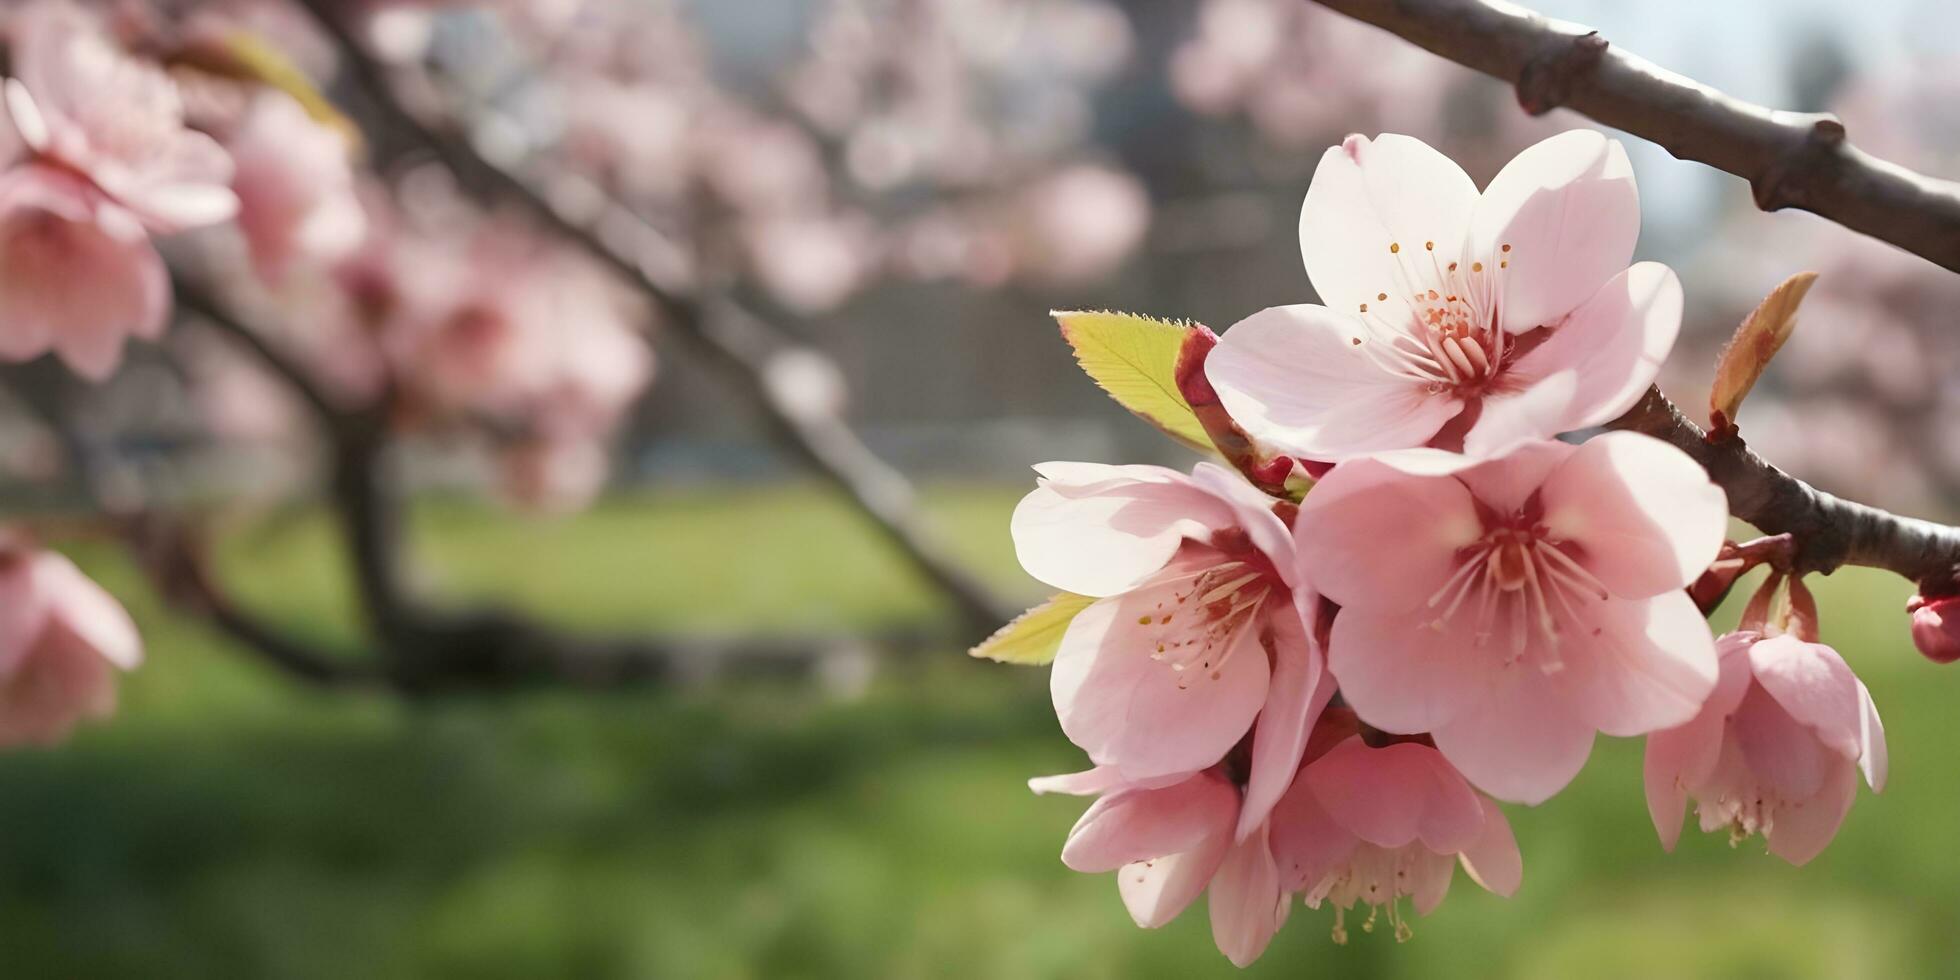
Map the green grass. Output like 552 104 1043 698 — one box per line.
2 486 1956 978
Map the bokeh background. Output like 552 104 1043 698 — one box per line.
7 0 1960 977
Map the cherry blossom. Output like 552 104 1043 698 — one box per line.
1270 732 1521 943
226 91 367 281
4 0 236 232
0 535 143 746
1033 767 1291 967
1645 631 1886 865
0 163 167 379
1013 461 1327 833
1205 130 1677 460
1295 432 1727 803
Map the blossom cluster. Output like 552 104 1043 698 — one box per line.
0 0 653 512
988 131 1890 965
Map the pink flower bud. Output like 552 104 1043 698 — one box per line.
1907 592 1960 664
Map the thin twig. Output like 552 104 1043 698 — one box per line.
1304 0 1960 274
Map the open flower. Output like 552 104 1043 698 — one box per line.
4 0 237 231
1013 461 1326 835
0 163 168 379
0 535 143 746
1034 767 1291 967
1295 432 1727 804
1205 130 1677 459
1645 631 1886 865
1270 733 1521 943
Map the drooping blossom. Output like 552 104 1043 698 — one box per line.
1907 592 1960 664
0 535 143 746
1013 461 1327 835
0 163 167 379
1270 729 1521 943
1205 130 1677 460
4 0 237 231
1295 432 1728 804
1031 767 1291 967
1645 631 1886 865
226 91 367 281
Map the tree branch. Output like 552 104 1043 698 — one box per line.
1304 0 1960 274
1607 387 1960 586
285 0 1012 636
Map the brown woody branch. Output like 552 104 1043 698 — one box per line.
1607 387 1960 587
286 0 1010 636
1304 0 1960 274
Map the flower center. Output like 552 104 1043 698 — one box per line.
1347 240 1516 396
1424 517 1608 672
1139 530 1283 685
1308 843 1424 944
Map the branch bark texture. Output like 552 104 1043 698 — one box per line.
1305 0 1960 274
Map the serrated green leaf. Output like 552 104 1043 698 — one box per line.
969 592 1096 665
1054 310 1212 453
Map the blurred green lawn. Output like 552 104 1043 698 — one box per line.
4 485 1956 979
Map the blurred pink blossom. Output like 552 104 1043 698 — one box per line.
0 163 167 379
0 534 143 747
1008 163 1150 287
4 0 236 231
226 91 367 281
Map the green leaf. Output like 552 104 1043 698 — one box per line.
173 31 363 153
969 592 1096 665
1054 310 1212 453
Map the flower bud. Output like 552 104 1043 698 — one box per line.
1907 593 1960 664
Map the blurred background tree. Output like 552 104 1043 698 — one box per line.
2 0 1960 977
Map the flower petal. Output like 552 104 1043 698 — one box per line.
1187 461 1297 588
1051 586 1271 780
1206 303 1461 460
1467 130 1639 333
1208 825 1288 968
1550 590 1718 737
1269 771 1360 895
1235 608 1331 840
1119 835 1232 929
1304 738 1485 853
33 552 141 670
1764 755 1858 867
1326 608 1501 735
1462 263 1683 456
1431 671 1596 805
1061 771 1239 872
1295 455 1481 614
1539 431 1728 599
1300 133 1478 315
1012 462 1234 597
1457 795 1523 897
1748 635 1886 790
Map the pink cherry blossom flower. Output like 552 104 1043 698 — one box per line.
1013 461 1327 836
227 91 368 281
1270 734 1521 943
1295 432 1728 804
1205 130 1678 459
4 0 237 232
1906 592 1960 664
1645 631 1886 865
0 535 143 746
1033 767 1291 967
0 163 167 379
